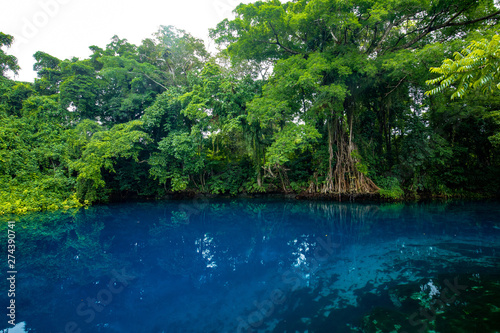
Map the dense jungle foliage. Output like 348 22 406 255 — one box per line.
1 0 500 214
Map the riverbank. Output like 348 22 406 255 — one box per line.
1 188 497 216
135 189 496 204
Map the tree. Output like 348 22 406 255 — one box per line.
97 53 160 124
90 30 209 125
0 82 34 116
141 87 189 142
69 120 151 203
4 19 500 214
0 94 81 214
149 131 206 192
176 59 266 191
33 51 62 95
59 59 103 120
211 0 500 193
426 34 500 99
152 25 209 86
0 32 19 77
264 122 321 191
425 33 500 153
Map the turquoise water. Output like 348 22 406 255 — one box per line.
1 199 500 332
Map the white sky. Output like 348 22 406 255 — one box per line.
1 0 252 82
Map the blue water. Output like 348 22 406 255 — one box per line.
1 199 500 333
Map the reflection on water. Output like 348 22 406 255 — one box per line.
1 199 500 332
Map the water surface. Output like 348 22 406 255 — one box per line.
1 199 500 332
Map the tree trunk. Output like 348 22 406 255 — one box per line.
384 103 393 167
257 168 262 187
323 110 379 194
323 117 335 193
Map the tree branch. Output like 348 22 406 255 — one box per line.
385 75 407 97
447 9 500 27
370 21 396 54
395 8 500 51
130 71 168 90
328 26 340 44
267 22 300 55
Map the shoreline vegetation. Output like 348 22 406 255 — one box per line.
2 188 497 216
1 1 500 216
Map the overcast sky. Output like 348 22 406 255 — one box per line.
1 0 252 82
